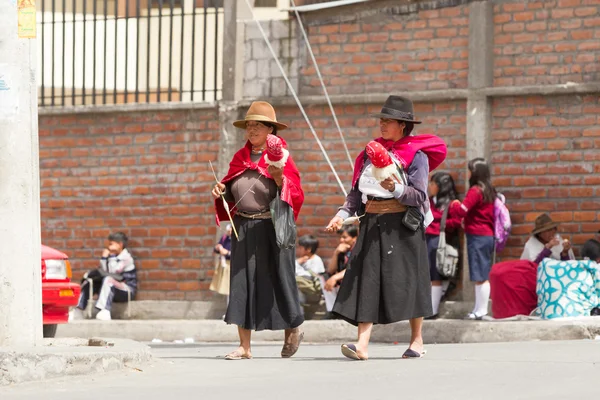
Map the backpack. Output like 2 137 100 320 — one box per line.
493 193 511 253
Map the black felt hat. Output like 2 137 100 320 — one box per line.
371 95 422 124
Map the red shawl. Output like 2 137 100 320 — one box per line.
214 138 304 225
351 135 447 187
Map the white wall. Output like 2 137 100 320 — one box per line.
37 0 225 104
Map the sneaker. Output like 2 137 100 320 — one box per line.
465 313 486 321
96 309 112 321
69 308 85 321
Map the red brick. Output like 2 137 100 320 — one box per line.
340 24 359 33
319 25 339 34
583 17 600 27
571 30 594 40
575 7 598 17
551 8 575 18
350 34 368 43
557 0 581 6
342 44 361 53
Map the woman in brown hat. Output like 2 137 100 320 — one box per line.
325 95 447 360
520 213 574 263
211 101 305 360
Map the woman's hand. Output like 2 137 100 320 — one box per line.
325 216 344 233
211 182 226 199
219 247 230 256
380 178 395 192
102 248 110 258
545 237 561 250
561 238 572 255
267 165 284 187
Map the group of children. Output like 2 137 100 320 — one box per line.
294 226 358 319
426 158 499 320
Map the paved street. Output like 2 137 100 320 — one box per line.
2 340 599 399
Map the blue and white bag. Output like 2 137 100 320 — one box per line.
536 259 600 319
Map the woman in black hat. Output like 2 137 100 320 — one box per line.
325 95 447 360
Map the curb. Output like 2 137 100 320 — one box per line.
0 338 152 386
57 319 600 344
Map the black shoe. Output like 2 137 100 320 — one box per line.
424 314 439 320
324 312 338 320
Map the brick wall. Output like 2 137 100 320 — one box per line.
494 0 600 86
38 0 600 300
39 108 220 300
491 94 600 257
300 4 470 95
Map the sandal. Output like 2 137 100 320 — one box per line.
281 329 304 358
402 348 427 359
224 349 252 360
341 344 367 361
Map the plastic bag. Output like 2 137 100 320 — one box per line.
269 191 297 249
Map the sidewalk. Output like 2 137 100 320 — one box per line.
56 318 600 344
0 338 151 386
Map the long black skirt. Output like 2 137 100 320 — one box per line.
333 211 433 326
224 215 304 331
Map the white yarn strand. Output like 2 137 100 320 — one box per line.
290 0 354 169
243 0 348 197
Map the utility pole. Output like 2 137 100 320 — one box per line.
0 0 43 346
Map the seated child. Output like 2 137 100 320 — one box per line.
295 235 325 308
70 232 137 321
323 225 359 317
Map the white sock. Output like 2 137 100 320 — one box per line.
441 280 450 296
475 282 490 317
472 287 480 315
431 286 443 315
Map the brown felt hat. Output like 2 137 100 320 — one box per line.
233 101 288 130
531 213 560 235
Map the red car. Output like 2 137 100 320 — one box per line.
42 245 80 337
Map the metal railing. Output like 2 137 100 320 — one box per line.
38 0 223 107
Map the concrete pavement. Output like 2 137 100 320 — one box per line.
0 338 151 386
2 341 599 399
56 317 600 344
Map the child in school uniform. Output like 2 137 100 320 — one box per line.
426 172 461 319
450 158 496 319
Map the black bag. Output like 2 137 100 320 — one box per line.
269 190 297 249
402 206 424 231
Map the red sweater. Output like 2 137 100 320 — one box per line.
451 186 495 236
425 198 462 236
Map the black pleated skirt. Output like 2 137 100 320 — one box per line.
333 211 433 326
224 215 304 331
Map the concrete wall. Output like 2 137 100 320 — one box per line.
243 20 299 98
